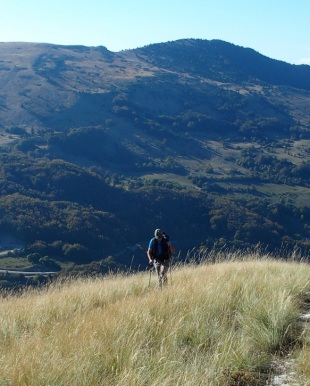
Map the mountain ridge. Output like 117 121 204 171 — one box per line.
0 39 309 136
134 39 310 89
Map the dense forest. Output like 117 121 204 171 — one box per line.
0 130 309 267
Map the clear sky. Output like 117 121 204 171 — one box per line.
0 0 309 65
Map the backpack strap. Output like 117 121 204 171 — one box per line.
152 237 170 261
151 237 158 259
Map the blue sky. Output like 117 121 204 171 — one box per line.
0 0 309 65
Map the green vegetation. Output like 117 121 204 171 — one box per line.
236 146 310 186
0 129 309 283
1 255 310 385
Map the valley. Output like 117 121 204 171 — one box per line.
0 39 309 281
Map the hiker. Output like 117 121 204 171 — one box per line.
147 229 173 287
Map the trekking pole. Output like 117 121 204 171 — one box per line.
148 261 153 287
169 255 173 285
148 268 152 287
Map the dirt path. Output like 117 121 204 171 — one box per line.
268 313 310 385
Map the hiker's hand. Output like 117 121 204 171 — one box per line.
149 260 153 266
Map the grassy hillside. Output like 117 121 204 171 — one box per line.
1 254 310 385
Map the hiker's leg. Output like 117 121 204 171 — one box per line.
161 260 170 286
156 261 166 287
154 260 161 286
158 263 164 287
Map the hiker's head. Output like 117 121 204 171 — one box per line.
154 229 163 239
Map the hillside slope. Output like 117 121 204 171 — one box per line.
0 39 309 270
1 39 309 135
1 259 310 385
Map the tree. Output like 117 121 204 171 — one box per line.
62 243 89 264
27 253 41 265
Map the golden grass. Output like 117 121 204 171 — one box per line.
1 257 310 385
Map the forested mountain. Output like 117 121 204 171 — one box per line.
0 39 309 277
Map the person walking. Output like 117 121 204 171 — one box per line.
147 229 173 287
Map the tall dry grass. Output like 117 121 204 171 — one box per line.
0 255 310 385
